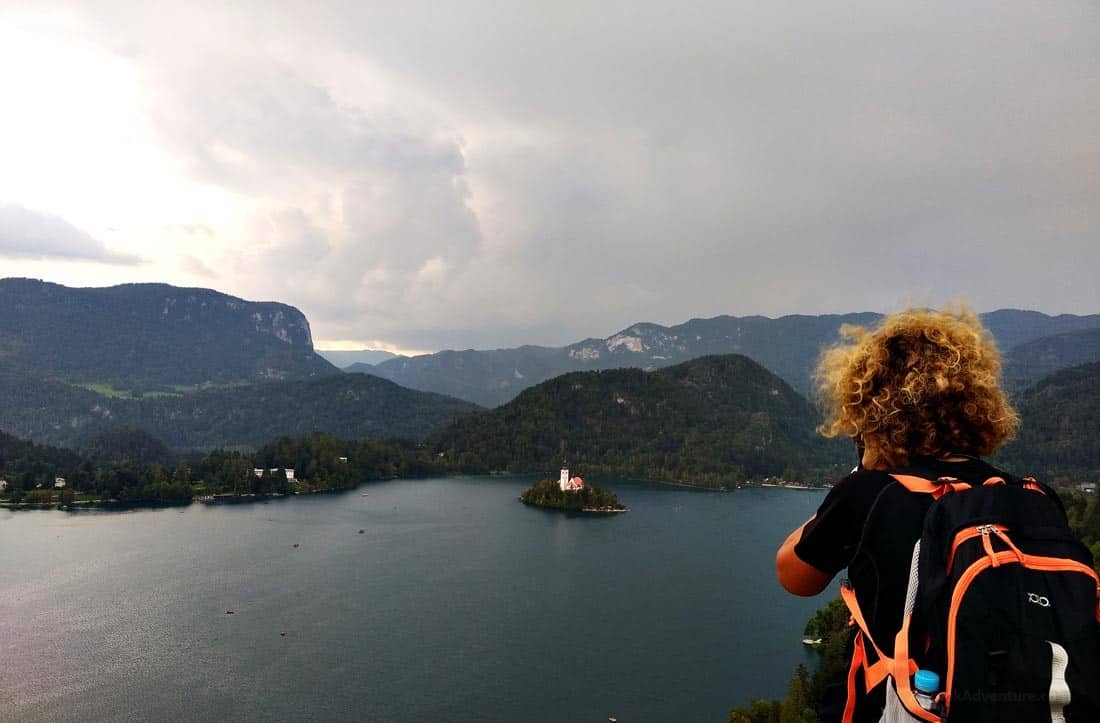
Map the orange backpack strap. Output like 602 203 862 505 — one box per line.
1021 476 1047 494
890 474 972 499
840 584 892 689
842 631 864 723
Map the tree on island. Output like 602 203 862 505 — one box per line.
519 477 625 511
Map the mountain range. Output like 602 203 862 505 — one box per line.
0 279 478 449
364 310 1100 407
1 277 1098 479
315 349 401 368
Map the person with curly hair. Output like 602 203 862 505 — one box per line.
775 306 1038 721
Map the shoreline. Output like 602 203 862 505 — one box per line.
1 474 828 513
757 483 825 491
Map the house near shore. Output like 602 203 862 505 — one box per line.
254 468 295 480
0 479 7 491
558 465 584 492
54 477 66 489
1080 482 1097 495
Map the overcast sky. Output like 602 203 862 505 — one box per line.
1 1 1097 353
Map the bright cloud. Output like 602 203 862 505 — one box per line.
0 1 1096 351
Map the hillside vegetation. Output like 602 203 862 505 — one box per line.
1002 328 1100 391
429 354 849 487
997 361 1100 477
0 369 480 451
0 278 336 392
0 430 451 505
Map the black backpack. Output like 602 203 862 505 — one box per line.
840 470 1100 722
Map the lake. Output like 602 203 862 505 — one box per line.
0 476 837 722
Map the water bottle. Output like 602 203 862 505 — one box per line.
913 669 941 712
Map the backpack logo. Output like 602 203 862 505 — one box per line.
1027 592 1051 608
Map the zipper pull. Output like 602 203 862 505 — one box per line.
978 525 1000 567
990 526 1025 563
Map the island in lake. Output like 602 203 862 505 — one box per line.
520 464 627 513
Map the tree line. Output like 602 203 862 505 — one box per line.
0 429 454 506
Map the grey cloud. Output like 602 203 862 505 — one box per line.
0 205 142 265
126 53 486 342
146 58 466 196
39 1 1100 350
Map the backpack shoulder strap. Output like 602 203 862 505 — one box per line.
890 473 972 499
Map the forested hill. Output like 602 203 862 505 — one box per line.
996 361 1100 477
0 278 337 391
0 430 81 474
428 354 849 487
0 369 480 451
368 310 1100 407
1002 328 1100 391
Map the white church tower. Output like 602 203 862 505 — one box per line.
558 462 584 492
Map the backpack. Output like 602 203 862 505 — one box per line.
839 470 1100 723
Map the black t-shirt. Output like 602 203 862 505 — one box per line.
794 456 1015 576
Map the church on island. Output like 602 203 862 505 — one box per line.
519 460 624 512
559 465 584 492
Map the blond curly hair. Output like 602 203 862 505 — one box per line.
814 306 1019 467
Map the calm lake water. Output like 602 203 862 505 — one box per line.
0 477 836 722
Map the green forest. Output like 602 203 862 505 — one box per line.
0 429 452 506
0 366 479 450
0 278 335 390
429 355 851 488
996 361 1100 479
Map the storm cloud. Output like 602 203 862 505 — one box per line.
1 1 1097 351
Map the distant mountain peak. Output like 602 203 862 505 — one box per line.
371 309 1100 408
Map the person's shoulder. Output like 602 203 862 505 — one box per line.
830 466 895 491
822 467 896 505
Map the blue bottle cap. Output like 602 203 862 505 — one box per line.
914 669 940 693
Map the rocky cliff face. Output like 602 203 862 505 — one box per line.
0 278 337 390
